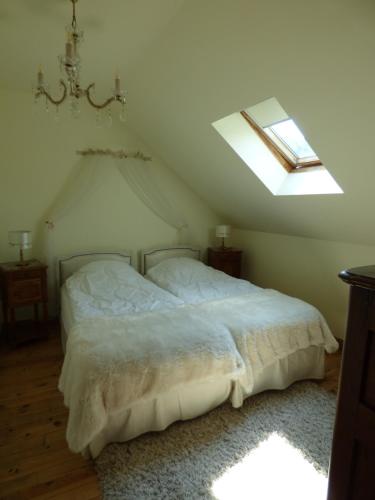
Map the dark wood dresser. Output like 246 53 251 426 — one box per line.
207 247 242 278
327 266 375 500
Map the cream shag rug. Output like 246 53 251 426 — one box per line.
95 382 336 500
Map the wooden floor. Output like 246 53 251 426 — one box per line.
0 324 100 500
0 324 342 500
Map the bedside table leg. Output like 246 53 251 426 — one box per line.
7 307 16 346
34 304 39 322
2 305 9 341
42 302 48 322
10 307 15 325
2 301 7 324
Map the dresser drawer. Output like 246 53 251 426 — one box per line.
10 279 42 304
369 296 375 331
362 330 375 411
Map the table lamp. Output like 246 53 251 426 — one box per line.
215 225 231 249
8 230 32 266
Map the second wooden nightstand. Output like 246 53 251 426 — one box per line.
0 259 48 343
207 247 242 278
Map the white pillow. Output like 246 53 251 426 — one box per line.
65 260 183 319
146 257 260 304
67 260 140 296
146 257 208 285
77 260 134 274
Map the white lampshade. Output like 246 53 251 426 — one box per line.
8 230 32 249
215 225 231 238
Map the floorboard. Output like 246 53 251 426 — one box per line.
0 322 342 499
0 323 101 500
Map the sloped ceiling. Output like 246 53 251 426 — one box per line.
124 0 375 246
2 0 375 245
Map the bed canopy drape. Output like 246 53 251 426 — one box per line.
45 149 188 232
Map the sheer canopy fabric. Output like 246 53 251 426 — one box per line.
45 157 105 228
45 155 187 231
117 160 186 231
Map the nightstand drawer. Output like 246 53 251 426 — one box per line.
10 279 42 303
219 260 240 277
12 269 42 281
214 252 241 262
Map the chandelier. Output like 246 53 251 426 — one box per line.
34 0 126 125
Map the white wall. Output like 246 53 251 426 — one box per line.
232 228 375 339
0 88 219 317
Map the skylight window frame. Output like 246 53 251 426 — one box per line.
240 111 322 172
264 123 321 166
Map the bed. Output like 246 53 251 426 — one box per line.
58 247 338 459
59 250 243 457
142 245 338 397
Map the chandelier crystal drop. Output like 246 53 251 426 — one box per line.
34 0 126 123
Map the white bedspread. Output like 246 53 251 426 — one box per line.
59 288 338 454
59 306 245 453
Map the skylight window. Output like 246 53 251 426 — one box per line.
241 111 322 171
264 119 320 167
212 96 343 196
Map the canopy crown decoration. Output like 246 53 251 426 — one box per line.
76 148 152 162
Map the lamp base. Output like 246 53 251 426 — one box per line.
16 260 30 267
220 238 232 251
17 248 30 266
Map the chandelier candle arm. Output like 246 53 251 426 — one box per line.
37 79 68 106
86 84 117 110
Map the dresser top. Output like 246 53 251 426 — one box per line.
339 265 375 290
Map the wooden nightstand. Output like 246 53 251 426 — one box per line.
0 259 48 344
207 247 242 278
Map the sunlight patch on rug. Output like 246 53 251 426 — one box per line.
95 382 336 499
211 432 327 500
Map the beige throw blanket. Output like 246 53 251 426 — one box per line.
59 306 244 453
59 290 338 454
197 290 339 394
